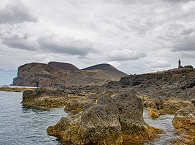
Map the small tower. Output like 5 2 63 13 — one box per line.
178 59 182 69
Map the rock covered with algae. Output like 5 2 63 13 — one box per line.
172 107 195 145
47 89 161 145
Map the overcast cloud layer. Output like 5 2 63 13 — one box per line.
0 0 195 74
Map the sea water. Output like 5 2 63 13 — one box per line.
0 91 66 145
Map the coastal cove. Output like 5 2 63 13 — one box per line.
0 91 178 145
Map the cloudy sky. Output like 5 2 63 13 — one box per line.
0 0 195 74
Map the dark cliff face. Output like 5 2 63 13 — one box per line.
13 62 126 88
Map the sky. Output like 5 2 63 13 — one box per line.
0 0 195 74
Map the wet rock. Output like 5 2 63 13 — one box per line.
64 99 84 114
172 107 195 145
63 98 95 115
48 104 122 145
159 98 193 115
22 88 68 109
80 104 122 145
139 96 163 110
139 96 193 115
22 88 99 110
47 90 161 145
112 91 161 143
148 108 160 119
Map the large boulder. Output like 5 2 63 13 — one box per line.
47 90 161 145
172 107 195 145
48 104 122 145
112 91 161 143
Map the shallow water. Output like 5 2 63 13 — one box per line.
143 110 178 145
0 91 178 145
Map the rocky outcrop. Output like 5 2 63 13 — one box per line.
22 88 69 109
158 98 193 115
140 96 193 115
119 67 195 101
47 90 161 145
172 107 195 145
13 62 126 88
120 67 194 87
22 88 97 110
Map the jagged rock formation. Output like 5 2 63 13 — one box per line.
47 90 161 145
22 88 97 109
13 62 126 88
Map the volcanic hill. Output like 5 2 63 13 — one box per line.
13 62 127 88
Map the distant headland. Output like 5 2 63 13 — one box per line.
12 61 127 88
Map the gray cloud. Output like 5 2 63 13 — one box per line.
108 50 146 62
172 35 195 52
1 33 95 57
181 28 194 35
0 2 37 24
1 34 37 51
38 35 94 56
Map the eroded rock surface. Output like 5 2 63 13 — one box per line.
172 107 195 145
148 108 160 119
139 95 193 115
47 90 161 145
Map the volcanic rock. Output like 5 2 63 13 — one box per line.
47 90 161 145
172 107 195 145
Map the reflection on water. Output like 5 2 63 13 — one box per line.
0 91 178 145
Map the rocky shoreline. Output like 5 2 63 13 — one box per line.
47 90 162 145
9 66 195 144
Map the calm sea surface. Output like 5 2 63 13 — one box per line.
0 91 66 145
0 91 177 145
